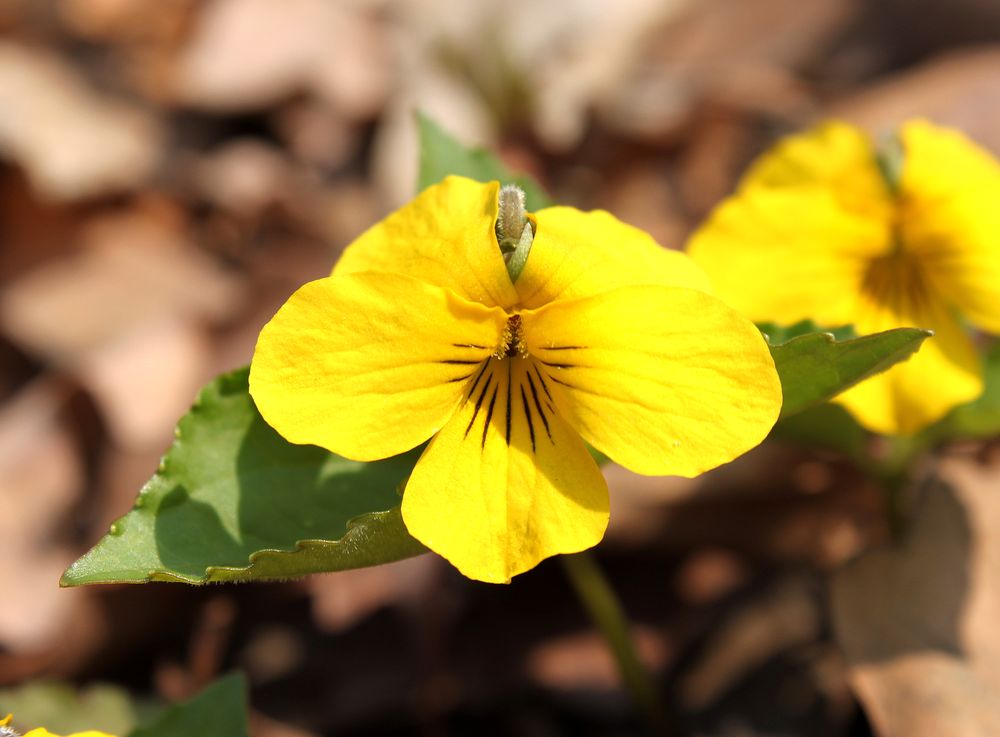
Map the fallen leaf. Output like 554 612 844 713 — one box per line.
0 42 162 200
832 449 1000 736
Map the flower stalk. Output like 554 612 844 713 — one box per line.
561 552 671 736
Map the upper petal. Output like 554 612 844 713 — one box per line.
333 176 518 309
522 285 782 477
740 120 893 220
250 272 508 461
515 206 711 309
898 120 1000 334
401 358 609 583
686 185 889 325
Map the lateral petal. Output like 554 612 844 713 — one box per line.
515 207 710 309
898 120 1000 334
402 358 609 584
522 286 782 477
250 273 507 461
835 281 982 435
334 176 518 309
687 185 889 325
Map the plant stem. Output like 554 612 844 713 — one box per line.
560 551 670 735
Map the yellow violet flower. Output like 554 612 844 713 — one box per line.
250 176 781 583
0 715 114 737
688 120 1000 435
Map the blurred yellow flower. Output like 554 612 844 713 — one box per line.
688 120 1000 434
250 176 781 583
1 714 115 737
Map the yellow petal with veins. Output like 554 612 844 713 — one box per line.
835 263 982 434
250 273 508 461
898 120 1000 334
522 285 781 477
516 207 710 309
402 358 609 583
334 176 518 309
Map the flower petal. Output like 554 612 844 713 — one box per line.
333 176 518 309
250 273 507 461
740 120 893 220
515 207 710 309
24 731 116 737
522 286 782 477
687 185 889 325
835 280 982 435
898 120 1000 333
402 358 609 584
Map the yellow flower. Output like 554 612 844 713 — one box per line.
250 176 781 583
0 715 114 737
688 120 1000 435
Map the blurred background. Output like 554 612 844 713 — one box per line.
2 0 1000 735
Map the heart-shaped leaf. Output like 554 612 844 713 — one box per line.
61 368 427 587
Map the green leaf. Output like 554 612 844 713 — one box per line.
758 319 856 344
768 325 932 418
417 112 551 209
128 674 248 737
0 682 146 735
61 368 427 586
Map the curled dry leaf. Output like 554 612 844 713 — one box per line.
832 451 1000 737
0 42 162 201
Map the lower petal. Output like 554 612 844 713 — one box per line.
401 358 609 584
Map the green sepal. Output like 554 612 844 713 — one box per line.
61 368 427 587
765 322 932 418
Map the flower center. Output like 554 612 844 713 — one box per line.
861 243 931 312
494 314 528 359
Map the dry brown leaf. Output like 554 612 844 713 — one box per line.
831 47 1000 155
0 212 243 446
0 375 94 654
173 0 389 117
0 43 162 201
832 451 1000 736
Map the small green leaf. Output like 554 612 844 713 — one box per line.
758 319 856 344
128 674 248 737
768 325 932 418
417 112 551 209
61 368 427 586
0 682 145 735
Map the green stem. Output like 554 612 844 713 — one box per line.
560 552 669 735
